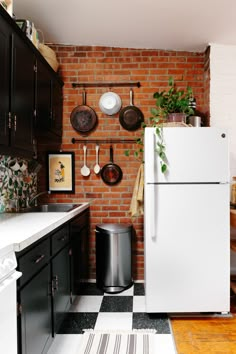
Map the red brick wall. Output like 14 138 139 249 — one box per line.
41 45 206 280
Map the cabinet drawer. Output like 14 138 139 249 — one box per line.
51 225 69 256
18 237 50 287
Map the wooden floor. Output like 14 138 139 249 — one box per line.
171 295 236 353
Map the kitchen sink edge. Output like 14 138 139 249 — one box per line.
17 203 82 213
0 202 90 253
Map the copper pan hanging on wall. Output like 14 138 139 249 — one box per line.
101 145 123 185
70 90 98 134
119 88 144 131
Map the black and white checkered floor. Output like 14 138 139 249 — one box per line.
48 283 176 353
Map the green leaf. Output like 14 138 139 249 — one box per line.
141 122 146 128
161 163 167 173
150 107 159 116
156 141 164 148
168 76 174 86
159 151 166 160
136 138 143 145
155 127 161 137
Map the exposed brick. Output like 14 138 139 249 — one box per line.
39 44 206 281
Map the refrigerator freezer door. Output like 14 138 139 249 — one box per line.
144 183 230 313
144 127 229 183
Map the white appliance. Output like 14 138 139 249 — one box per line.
0 248 21 354
144 127 230 313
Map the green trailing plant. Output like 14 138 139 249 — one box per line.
153 76 194 118
150 77 194 172
125 77 194 174
150 119 167 174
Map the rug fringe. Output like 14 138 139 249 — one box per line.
82 328 157 334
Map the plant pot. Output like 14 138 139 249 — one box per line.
167 113 186 123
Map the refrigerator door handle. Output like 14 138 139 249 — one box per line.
148 184 157 240
145 129 157 184
146 131 157 240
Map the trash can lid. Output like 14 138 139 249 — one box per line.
96 223 133 233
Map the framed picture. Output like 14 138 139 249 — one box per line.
47 151 75 193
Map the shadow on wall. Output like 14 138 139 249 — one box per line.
0 155 38 212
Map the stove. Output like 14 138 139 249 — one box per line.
0 246 21 354
0 249 17 282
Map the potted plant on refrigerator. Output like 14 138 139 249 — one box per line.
151 76 194 123
127 77 195 173
149 77 194 173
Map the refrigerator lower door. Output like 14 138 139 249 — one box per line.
144 183 230 313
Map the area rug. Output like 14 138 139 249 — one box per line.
78 330 157 354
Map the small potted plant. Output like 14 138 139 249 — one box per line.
148 77 194 173
126 77 194 174
151 76 194 123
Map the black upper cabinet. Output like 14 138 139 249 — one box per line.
0 9 34 156
10 32 35 153
0 7 63 157
0 10 11 148
35 59 51 133
51 78 63 138
35 59 63 142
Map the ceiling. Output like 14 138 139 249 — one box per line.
13 0 236 52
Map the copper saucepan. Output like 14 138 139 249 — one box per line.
101 145 123 185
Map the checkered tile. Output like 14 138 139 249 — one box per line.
58 283 170 335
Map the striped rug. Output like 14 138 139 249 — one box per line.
78 330 157 354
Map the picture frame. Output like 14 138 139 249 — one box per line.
47 151 75 193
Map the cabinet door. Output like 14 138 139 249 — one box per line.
70 210 89 296
52 245 70 335
51 79 63 138
35 60 63 142
35 59 52 133
0 14 10 147
19 265 52 354
10 32 35 153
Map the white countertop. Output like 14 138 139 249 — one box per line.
0 203 90 255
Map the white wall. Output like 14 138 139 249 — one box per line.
210 43 236 178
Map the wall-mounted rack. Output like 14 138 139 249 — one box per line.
71 138 137 144
72 82 141 89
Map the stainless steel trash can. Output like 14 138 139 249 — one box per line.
96 223 133 294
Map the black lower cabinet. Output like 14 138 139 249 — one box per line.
17 208 90 354
19 265 52 354
70 209 89 297
51 244 70 335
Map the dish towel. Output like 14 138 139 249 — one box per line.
129 163 144 218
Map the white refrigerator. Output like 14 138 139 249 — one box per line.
144 127 230 313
